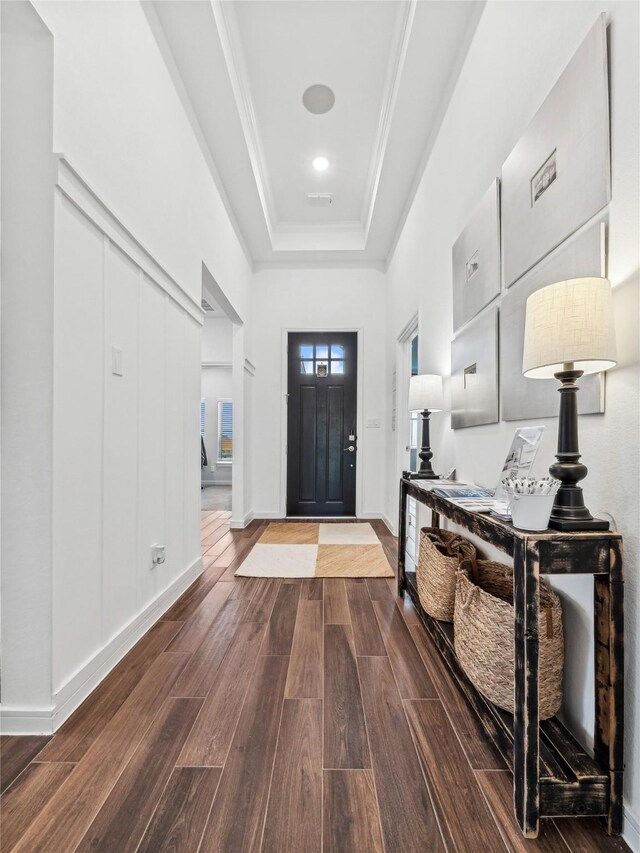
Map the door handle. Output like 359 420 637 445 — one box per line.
344 445 356 452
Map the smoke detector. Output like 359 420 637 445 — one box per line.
305 192 333 207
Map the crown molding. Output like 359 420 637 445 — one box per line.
385 0 486 271
361 0 417 236
212 0 278 240
253 259 386 273
143 1 253 269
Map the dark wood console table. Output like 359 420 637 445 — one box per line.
397 477 624 838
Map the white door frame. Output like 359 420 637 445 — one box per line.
395 311 419 487
279 327 364 519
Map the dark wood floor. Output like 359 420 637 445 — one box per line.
0 512 630 852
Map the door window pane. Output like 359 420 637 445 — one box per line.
315 345 329 359
331 344 344 358
330 360 345 374
299 344 313 359
301 360 314 374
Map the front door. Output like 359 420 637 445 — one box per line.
287 332 357 516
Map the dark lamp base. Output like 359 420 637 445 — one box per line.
549 515 610 532
409 470 440 481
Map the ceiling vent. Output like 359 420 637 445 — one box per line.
305 192 333 207
201 299 216 313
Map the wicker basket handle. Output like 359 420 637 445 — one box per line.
457 581 478 611
459 556 480 586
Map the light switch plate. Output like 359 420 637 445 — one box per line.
111 346 124 376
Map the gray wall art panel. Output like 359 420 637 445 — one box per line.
501 14 610 288
501 221 605 421
451 307 499 429
452 178 501 331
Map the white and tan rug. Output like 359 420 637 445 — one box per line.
235 522 394 578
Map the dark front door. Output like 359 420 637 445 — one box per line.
287 332 357 516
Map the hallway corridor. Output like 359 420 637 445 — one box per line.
0 512 627 852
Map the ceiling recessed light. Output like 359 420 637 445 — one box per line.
312 156 329 172
303 84 335 115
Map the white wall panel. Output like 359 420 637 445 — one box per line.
52 195 104 690
102 243 140 640
165 300 186 580
138 278 167 605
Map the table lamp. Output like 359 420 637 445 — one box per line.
408 374 444 479
523 277 616 530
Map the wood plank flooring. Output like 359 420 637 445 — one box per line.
0 511 630 852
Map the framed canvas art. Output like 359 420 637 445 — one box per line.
451 307 499 429
452 179 501 331
501 15 610 287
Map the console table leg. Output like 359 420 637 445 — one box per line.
513 538 540 838
397 479 408 597
594 550 624 835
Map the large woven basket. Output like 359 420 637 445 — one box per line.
417 528 477 621
454 559 564 719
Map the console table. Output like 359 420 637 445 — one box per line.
397 477 624 838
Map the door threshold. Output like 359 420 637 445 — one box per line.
285 516 358 521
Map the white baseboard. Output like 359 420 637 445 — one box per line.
0 556 203 735
230 510 255 529
382 513 398 536
0 706 56 736
253 511 284 520
623 805 640 851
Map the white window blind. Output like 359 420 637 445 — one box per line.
200 400 206 436
217 400 233 462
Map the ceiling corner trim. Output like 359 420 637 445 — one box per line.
211 0 278 240
360 0 417 239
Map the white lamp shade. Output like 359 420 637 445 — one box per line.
408 374 444 412
523 277 617 379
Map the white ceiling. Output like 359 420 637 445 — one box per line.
149 0 482 266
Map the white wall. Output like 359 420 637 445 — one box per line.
1 0 253 732
385 1 640 842
250 267 388 521
32 0 252 318
1 0 55 722
201 317 233 485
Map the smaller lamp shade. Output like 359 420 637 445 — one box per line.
408 374 443 412
523 277 617 379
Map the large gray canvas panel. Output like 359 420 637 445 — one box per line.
452 179 501 331
451 307 499 429
501 15 610 288
501 221 605 421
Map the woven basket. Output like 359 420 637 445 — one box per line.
417 528 477 621
454 559 564 719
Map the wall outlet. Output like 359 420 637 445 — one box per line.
151 544 165 567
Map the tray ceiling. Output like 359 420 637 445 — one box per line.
148 0 482 265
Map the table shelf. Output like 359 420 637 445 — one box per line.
397 478 624 838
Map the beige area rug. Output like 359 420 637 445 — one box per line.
235 522 394 578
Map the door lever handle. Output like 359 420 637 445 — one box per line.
344 445 356 452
